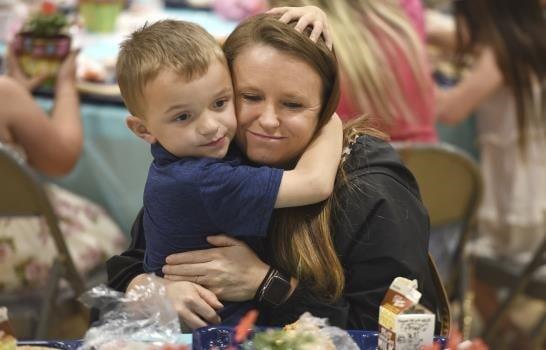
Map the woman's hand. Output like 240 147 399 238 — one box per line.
267 6 333 49
163 235 270 302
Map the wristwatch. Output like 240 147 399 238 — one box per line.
255 267 292 307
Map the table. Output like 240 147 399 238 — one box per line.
71 7 238 102
36 98 150 235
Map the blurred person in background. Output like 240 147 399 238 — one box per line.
435 0 546 344
269 0 437 143
0 49 125 291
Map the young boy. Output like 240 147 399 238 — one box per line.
116 20 341 324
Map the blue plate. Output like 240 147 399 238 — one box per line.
193 326 447 350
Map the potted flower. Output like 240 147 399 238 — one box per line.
12 0 71 86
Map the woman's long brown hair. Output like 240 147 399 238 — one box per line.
454 0 546 147
223 14 348 300
224 15 386 300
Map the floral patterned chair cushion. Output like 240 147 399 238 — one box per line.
0 184 126 291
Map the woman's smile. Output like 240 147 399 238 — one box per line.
247 130 287 141
232 44 322 167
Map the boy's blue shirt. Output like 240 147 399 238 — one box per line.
142 142 283 275
143 142 283 325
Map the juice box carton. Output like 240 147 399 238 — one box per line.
378 277 435 350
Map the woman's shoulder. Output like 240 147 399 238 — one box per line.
343 134 405 177
341 134 421 199
332 135 430 265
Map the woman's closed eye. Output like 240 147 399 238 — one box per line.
241 93 262 102
283 101 303 109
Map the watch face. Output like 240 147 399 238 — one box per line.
263 273 291 305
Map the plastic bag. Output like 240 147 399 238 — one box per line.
79 274 182 350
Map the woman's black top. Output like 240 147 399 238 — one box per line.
106 135 439 331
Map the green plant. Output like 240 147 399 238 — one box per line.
23 1 68 36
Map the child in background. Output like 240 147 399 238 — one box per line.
435 0 546 343
436 0 546 262
116 19 342 324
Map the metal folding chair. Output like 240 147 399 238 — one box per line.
394 142 483 335
475 236 546 347
0 145 85 338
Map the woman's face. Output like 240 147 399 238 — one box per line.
232 44 323 167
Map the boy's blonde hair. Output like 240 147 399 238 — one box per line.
116 20 225 117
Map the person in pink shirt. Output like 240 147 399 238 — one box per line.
399 0 426 40
271 0 437 143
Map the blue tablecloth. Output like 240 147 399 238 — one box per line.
37 98 149 234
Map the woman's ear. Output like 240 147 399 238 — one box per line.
126 116 157 144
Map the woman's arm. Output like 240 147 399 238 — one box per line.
425 9 456 53
114 229 271 329
436 46 503 125
159 215 348 327
2 50 82 176
163 235 272 302
162 235 328 326
106 209 147 292
160 232 349 328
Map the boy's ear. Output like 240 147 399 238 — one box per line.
126 116 157 144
